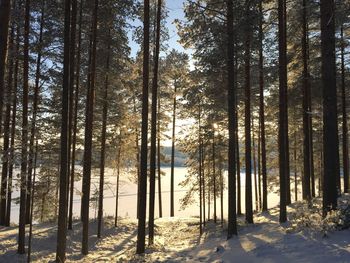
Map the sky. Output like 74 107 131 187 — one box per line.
127 0 194 147
127 0 189 58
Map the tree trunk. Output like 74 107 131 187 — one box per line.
320 0 339 214
136 0 150 254
56 0 71 260
68 0 83 230
340 25 349 193
157 95 162 218
149 0 162 245
81 0 98 255
212 130 217 223
0 0 11 137
114 143 121 227
0 25 14 226
5 22 20 227
27 141 38 263
198 104 203 235
258 0 268 212
301 0 311 202
18 0 31 254
252 118 258 212
170 85 177 218
278 0 288 223
294 131 298 202
97 30 111 239
66 0 78 218
226 0 237 238
26 0 45 224
244 1 253 224
202 138 205 226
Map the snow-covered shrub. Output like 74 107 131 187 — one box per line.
288 197 350 236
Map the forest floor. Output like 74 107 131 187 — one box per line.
1 198 350 262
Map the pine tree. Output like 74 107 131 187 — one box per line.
0 0 11 137
258 0 268 212
136 0 150 254
97 29 111 239
340 24 349 193
278 0 288 223
81 0 99 255
18 0 31 253
227 0 237 238
321 0 339 213
56 0 71 260
149 0 162 245
244 0 253 224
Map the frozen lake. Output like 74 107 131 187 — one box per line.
8 166 280 224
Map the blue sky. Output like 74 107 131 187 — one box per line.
128 0 189 58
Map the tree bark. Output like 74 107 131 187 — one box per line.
340 25 349 193
136 0 150 254
320 0 339 214
278 0 288 223
18 0 31 253
0 25 14 226
0 0 11 137
56 0 71 260
244 0 253 224
149 0 162 245
5 22 20 227
68 0 83 230
81 0 98 255
258 0 268 212
226 0 237 238
301 0 311 202
97 30 111 239
26 0 45 224
170 85 177 217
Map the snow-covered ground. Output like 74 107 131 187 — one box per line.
1 201 350 262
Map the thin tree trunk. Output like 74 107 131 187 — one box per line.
259 0 268 212
66 0 78 217
320 0 339 214
170 85 177 217
301 0 311 202
294 131 298 202
244 0 253 224
212 130 217 223
27 140 38 263
0 25 14 226
157 96 162 218
252 118 258 212
278 0 288 223
226 0 237 238
18 0 31 253
68 0 83 230
26 0 45 224
220 165 223 227
340 24 349 193
97 30 111 239
6 22 20 227
149 0 162 245
202 138 206 226
258 118 262 210
81 0 98 255
0 0 11 136
198 104 202 235
136 0 150 254
56 0 71 260
114 143 121 227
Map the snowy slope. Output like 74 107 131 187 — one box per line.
1 202 350 263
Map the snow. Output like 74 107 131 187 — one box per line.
1 203 350 262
